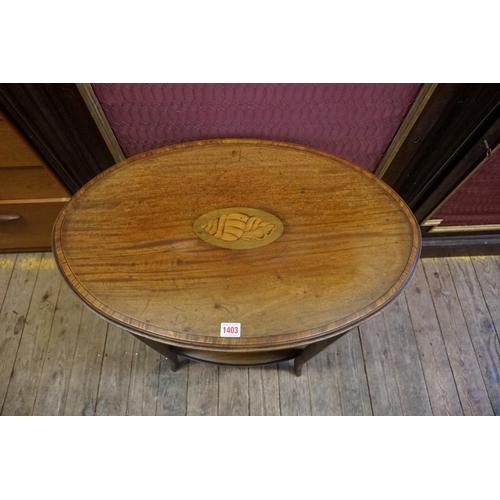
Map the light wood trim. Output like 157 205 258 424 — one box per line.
375 84 439 179
422 219 443 227
429 224 500 233
76 83 125 163
0 197 70 205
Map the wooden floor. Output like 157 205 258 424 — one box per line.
1 252 499 416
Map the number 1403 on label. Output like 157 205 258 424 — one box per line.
220 322 241 337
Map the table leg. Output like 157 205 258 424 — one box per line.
132 334 180 372
132 331 348 375
293 331 348 376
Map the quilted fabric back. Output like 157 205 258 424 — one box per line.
92 83 421 172
434 147 500 225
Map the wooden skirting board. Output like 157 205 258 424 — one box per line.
422 233 500 257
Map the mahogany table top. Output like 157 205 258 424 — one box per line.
53 139 421 353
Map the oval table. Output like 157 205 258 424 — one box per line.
52 139 421 376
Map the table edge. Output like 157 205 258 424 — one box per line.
52 138 422 351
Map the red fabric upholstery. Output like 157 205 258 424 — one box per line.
434 147 500 225
92 84 421 172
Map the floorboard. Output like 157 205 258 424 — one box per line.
63 307 108 416
156 357 188 416
359 313 403 416
0 254 16 310
423 258 493 416
336 329 372 416
218 366 249 416
186 362 219 416
126 337 161 416
472 256 500 343
450 257 500 415
404 262 463 415
94 325 134 416
2 253 61 416
1 253 499 416
278 362 312 416
307 343 342 416
383 295 432 415
0 253 41 413
31 279 84 415
248 365 280 416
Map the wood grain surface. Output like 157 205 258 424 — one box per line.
382 295 432 415
307 343 342 416
448 257 500 415
31 280 84 415
94 324 134 416
0 111 43 168
0 109 70 251
2 253 62 416
404 262 462 415
248 365 280 416
0 253 42 411
0 166 69 200
156 356 188 416
186 363 218 416
218 366 249 416
52 139 421 361
63 307 108 416
126 336 161 416
278 361 311 416
359 313 403 415
472 257 500 340
1 200 68 251
335 329 372 415
423 258 493 415
0 254 16 316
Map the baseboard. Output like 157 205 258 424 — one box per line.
422 232 500 257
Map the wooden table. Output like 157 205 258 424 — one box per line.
52 139 421 375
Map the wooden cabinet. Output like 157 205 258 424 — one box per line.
0 111 70 251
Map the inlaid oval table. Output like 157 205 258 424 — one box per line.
52 139 421 376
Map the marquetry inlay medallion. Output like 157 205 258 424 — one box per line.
193 207 284 249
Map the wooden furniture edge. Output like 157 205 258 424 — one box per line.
76 83 126 164
0 109 71 196
52 139 422 350
375 83 438 179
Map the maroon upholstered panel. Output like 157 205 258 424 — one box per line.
434 148 500 226
91 84 421 172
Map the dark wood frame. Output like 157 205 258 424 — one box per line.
0 84 116 194
379 83 500 256
380 84 500 220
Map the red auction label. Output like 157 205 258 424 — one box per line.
220 322 241 338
